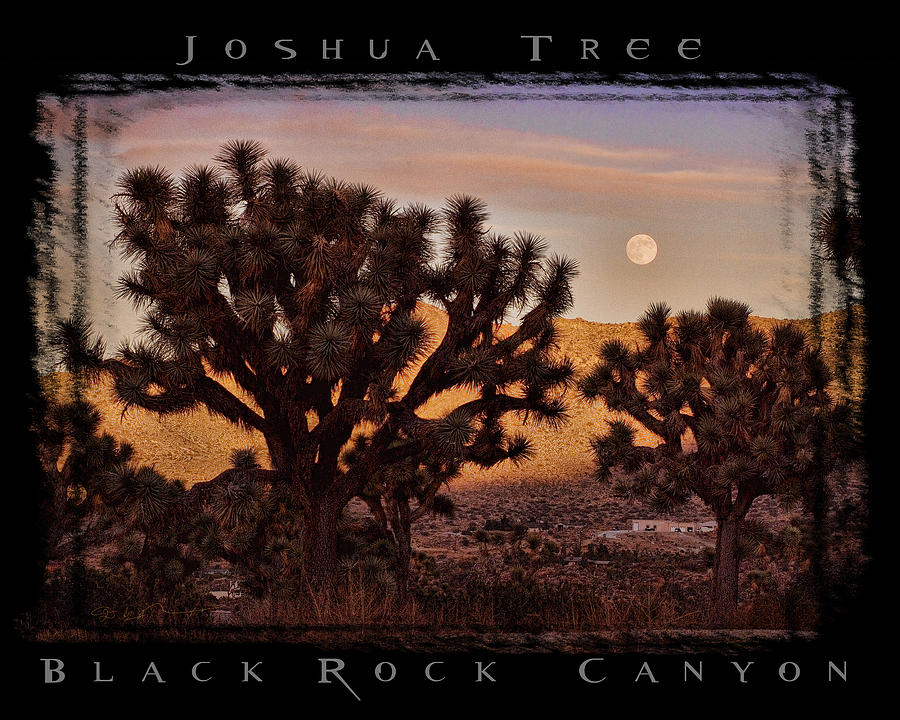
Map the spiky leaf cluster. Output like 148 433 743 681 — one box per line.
346 432 461 518
814 203 862 272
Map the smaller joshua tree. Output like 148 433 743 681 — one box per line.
344 415 535 602
185 448 303 600
579 298 851 624
33 391 202 618
344 433 457 603
34 394 136 559
101 461 202 611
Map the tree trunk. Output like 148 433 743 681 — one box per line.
45 471 70 557
362 495 391 538
808 418 830 631
711 513 740 626
300 494 341 595
395 499 412 605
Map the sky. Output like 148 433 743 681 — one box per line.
34 80 852 350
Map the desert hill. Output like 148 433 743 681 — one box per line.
50 303 864 489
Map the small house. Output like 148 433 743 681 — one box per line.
630 518 716 533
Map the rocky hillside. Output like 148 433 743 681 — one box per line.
46 303 864 489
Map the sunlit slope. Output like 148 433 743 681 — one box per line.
45 303 863 487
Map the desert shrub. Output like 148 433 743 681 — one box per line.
677 553 704 571
538 539 561 563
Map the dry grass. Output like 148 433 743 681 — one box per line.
220 577 700 633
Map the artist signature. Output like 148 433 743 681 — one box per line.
90 603 207 623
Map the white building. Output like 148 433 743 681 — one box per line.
630 519 716 533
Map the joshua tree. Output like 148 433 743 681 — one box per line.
343 420 532 601
58 140 577 595
185 448 302 599
100 460 201 610
810 201 865 627
33 393 136 559
579 298 850 624
343 433 458 602
33 390 201 617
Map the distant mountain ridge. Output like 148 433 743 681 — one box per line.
48 303 864 488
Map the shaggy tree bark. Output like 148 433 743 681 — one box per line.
711 512 742 625
391 499 413 604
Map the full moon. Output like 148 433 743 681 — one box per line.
626 234 658 265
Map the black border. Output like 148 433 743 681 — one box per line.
6 21 894 709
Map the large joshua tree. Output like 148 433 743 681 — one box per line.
59 140 577 594
579 298 849 624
